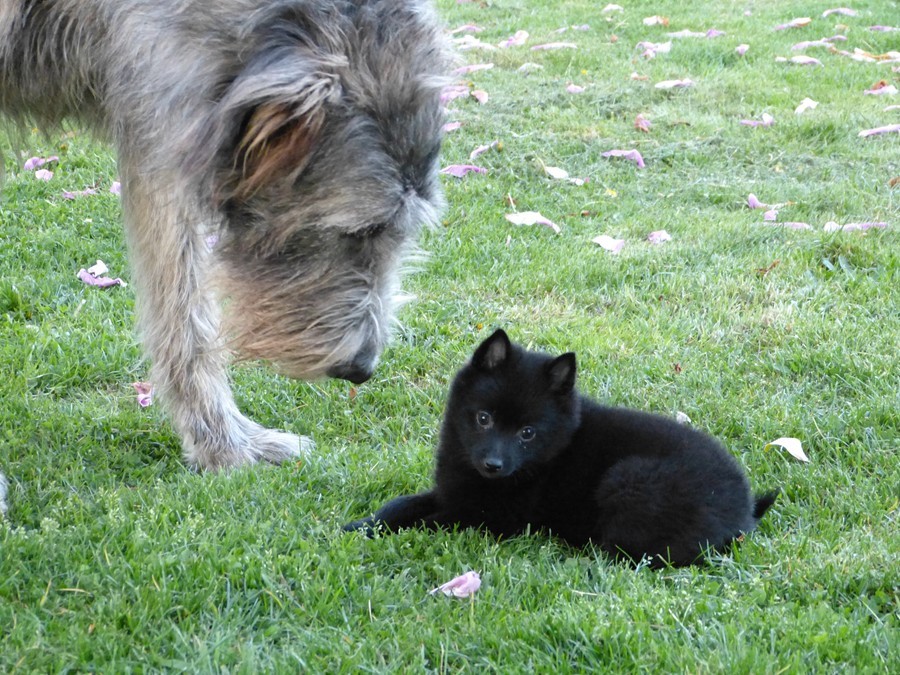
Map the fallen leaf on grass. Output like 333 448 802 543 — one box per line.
454 35 496 51
448 24 483 35
505 211 561 234
566 83 586 93
637 41 671 58
647 230 671 244
517 62 544 73
634 114 652 132
795 97 819 114
741 113 775 127
440 85 470 104
498 30 528 48
824 221 888 232
452 63 494 76
735 44 749 56
655 78 694 89
775 55 823 66
442 121 463 133
471 89 489 104
774 17 812 31
63 187 99 199
756 259 781 277
77 259 127 288
763 209 779 221
747 194 768 209
602 4 623 13
764 437 809 462
430 571 481 598
24 155 59 171
858 124 900 137
530 42 577 51
601 149 645 168
469 141 499 159
591 234 625 254
868 25 898 32
864 81 898 96
822 8 857 17
132 382 153 408
34 169 53 180
643 16 669 27
541 163 587 185
440 164 486 178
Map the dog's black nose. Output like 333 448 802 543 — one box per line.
327 359 374 384
483 458 503 474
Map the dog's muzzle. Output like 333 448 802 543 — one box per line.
327 350 377 384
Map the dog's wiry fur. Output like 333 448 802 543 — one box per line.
0 0 448 501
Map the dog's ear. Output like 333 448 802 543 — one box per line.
194 49 344 204
547 352 576 393
472 329 511 371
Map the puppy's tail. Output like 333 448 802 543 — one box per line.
752 490 779 521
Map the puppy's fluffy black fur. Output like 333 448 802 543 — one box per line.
345 330 777 567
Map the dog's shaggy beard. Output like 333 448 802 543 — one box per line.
214 232 414 381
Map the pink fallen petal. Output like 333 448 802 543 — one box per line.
530 42 577 51
34 169 53 181
706 29 726 38
747 194 767 209
647 230 672 244
770 221 811 230
643 16 669 27
87 260 109 276
864 84 898 96
23 157 43 171
454 35 497 51
566 84 585 93
822 8 857 17
763 209 779 221
505 211 561 234
442 121 463 133
517 62 544 73
110 180 122 195
498 30 529 48
868 26 898 32
764 437 809 462
452 63 494 76
602 4 624 13
471 89 489 104
858 124 900 137
774 17 812 31
440 164 486 178
735 44 749 56
794 97 819 114
62 187 98 199
430 571 481 598
592 234 626 254
655 78 694 89
469 141 499 159
601 149 645 168
132 382 154 408
637 41 671 58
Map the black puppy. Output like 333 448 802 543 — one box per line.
345 330 777 567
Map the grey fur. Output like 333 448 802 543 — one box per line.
0 0 448 505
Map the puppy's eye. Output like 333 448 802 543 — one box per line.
475 411 493 429
519 426 536 442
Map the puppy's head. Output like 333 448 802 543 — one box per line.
193 0 448 382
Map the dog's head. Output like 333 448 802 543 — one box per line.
194 0 449 382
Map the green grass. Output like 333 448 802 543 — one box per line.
2 0 898 671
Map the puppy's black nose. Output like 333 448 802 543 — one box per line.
327 360 374 384
483 458 503 474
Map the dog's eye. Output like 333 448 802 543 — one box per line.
345 222 388 239
475 411 493 429
519 426 536 442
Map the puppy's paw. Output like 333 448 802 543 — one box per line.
342 517 379 537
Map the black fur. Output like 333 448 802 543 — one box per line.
345 330 777 567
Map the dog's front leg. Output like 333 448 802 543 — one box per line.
121 170 311 470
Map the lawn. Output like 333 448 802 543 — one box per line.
1 0 898 671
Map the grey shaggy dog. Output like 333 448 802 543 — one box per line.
0 0 448 512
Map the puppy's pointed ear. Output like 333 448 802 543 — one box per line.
471 329 511 371
547 352 576 393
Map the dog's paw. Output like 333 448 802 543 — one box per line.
0 472 8 517
249 428 314 464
